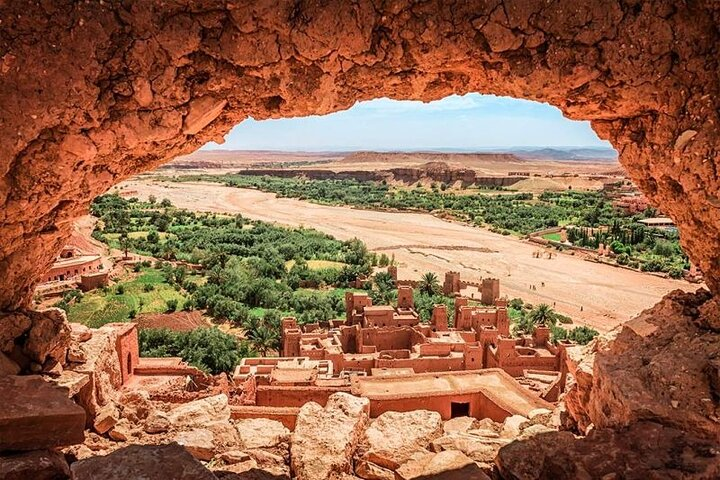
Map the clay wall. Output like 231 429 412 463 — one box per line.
367 393 481 420
454 297 469 320
113 323 139 384
79 271 109 291
231 405 299 430
282 329 301 357
459 331 477 343
489 339 561 377
432 304 448 331
397 286 414 309
387 265 397 281
456 306 509 335
375 355 465 373
533 326 551 346
338 355 376 374
43 256 103 283
443 271 461 296
464 345 484 370
255 385 349 408
481 278 500 305
360 327 412 351
346 291 372 323
418 343 453 356
363 308 394 327
339 325 359 354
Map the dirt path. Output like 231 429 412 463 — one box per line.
118 179 698 332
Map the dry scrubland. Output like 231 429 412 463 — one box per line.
169 150 622 176
119 179 695 333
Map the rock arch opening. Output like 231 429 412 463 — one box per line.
1 1 719 476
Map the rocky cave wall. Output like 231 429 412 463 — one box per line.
1 0 719 312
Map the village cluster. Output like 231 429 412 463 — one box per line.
96 269 571 431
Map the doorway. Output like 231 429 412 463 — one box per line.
450 401 470 418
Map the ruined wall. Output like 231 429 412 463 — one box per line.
1 0 719 313
255 385 348 408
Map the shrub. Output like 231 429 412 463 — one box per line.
143 283 154 292
116 284 125 294
128 309 137 319
668 266 684 279
138 327 256 374
166 298 178 312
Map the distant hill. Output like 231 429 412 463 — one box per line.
499 147 618 161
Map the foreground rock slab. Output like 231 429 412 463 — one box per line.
587 290 720 439
0 449 71 480
496 421 720 480
0 375 85 451
291 392 369 480
357 410 443 470
70 443 217 480
235 418 290 449
395 450 490 480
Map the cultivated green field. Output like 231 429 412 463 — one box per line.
65 268 190 328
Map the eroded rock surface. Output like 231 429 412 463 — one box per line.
0 449 71 480
496 421 720 480
235 418 290 450
357 410 443 471
395 450 490 480
291 392 369 480
70 443 217 480
0 375 86 451
1 1 720 314
573 290 720 440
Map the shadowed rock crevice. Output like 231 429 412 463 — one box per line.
1 0 719 311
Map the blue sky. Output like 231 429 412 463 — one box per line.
203 94 611 151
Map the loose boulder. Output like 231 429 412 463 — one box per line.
22 308 71 366
235 418 290 449
395 450 490 480
291 392 369 480
166 394 230 428
496 421 720 480
0 375 85 451
0 449 71 480
357 410 443 471
70 443 217 480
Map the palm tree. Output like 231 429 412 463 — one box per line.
418 272 440 295
243 317 280 356
374 271 395 292
528 304 556 327
248 325 279 356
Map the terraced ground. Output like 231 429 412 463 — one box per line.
66 268 191 328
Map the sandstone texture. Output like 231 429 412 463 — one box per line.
70 443 217 480
496 421 720 480
0 449 71 480
68 324 122 425
395 450 490 480
235 418 290 450
357 410 443 471
0 375 85 451
1 1 720 315
569 290 720 440
291 392 369 480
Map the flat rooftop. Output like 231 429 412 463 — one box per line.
51 254 101 268
364 306 395 313
638 217 674 226
351 369 552 417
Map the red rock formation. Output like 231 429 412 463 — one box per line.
1 1 720 312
